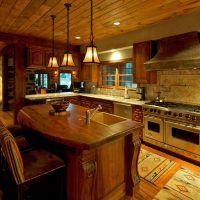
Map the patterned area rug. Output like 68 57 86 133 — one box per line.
138 148 176 184
153 167 200 200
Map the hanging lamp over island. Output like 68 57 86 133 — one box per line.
61 3 75 67
48 15 59 68
83 0 100 64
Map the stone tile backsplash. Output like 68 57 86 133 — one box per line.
143 69 200 105
95 87 138 99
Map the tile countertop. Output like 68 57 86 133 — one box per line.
25 92 148 106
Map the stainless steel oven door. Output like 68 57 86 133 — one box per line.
165 120 200 155
143 115 164 142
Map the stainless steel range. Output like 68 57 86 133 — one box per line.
143 101 200 163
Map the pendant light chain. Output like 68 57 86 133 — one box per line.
61 3 75 67
83 0 100 63
66 3 70 52
51 15 55 58
90 0 94 45
47 14 59 68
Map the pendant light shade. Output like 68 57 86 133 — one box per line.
61 3 75 67
83 0 100 64
48 56 59 68
48 15 59 68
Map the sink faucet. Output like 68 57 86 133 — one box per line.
86 104 102 125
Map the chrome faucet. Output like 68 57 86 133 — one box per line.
86 104 102 125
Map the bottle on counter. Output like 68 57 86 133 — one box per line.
124 86 130 99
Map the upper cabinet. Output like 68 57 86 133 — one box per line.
81 63 98 82
133 41 157 84
27 46 45 67
26 45 81 68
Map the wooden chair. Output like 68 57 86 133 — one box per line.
0 123 66 200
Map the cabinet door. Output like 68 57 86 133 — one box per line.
28 47 45 67
64 96 80 105
80 96 113 114
81 63 98 82
133 41 157 84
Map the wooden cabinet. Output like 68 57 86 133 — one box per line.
26 46 63 67
25 95 113 113
25 98 46 105
132 105 143 138
27 46 45 67
80 96 113 114
26 46 81 69
81 63 98 82
133 41 157 84
64 96 80 105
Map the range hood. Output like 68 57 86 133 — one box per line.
144 32 200 71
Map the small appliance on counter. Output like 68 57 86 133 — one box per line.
136 87 145 100
73 81 85 93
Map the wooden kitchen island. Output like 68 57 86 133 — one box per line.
17 103 143 200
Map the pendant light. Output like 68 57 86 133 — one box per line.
61 3 75 67
48 15 59 68
83 0 100 63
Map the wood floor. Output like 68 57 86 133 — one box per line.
1 111 200 200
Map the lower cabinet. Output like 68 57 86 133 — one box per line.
80 96 113 114
25 96 113 114
64 96 80 105
25 98 46 105
132 105 143 139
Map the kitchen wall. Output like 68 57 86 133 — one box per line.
81 11 200 100
143 69 200 105
95 87 138 99
91 10 200 52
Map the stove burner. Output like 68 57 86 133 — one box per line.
145 101 200 113
145 101 177 108
193 107 200 113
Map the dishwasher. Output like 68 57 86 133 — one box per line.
114 102 132 119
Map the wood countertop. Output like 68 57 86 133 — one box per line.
17 104 143 150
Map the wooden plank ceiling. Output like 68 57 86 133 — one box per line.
0 0 200 46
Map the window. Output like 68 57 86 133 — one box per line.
102 64 116 86
35 73 48 88
100 62 137 88
59 73 72 89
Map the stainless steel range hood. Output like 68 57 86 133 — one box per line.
144 32 200 71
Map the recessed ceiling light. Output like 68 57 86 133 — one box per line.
75 36 81 39
113 22 120 26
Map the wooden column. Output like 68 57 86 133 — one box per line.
2 55 9 111
14 43 26 124
125 129 141 196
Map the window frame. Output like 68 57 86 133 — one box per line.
35 71 49 88
59 71 72 87
98 59 136 89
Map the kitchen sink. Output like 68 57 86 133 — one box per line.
91 112 127 126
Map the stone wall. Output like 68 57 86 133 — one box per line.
143 69 200 105
26 69 36 94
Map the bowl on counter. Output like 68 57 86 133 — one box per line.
51 101 69 112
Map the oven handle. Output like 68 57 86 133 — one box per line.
144 115 163 122
165 120 200 131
